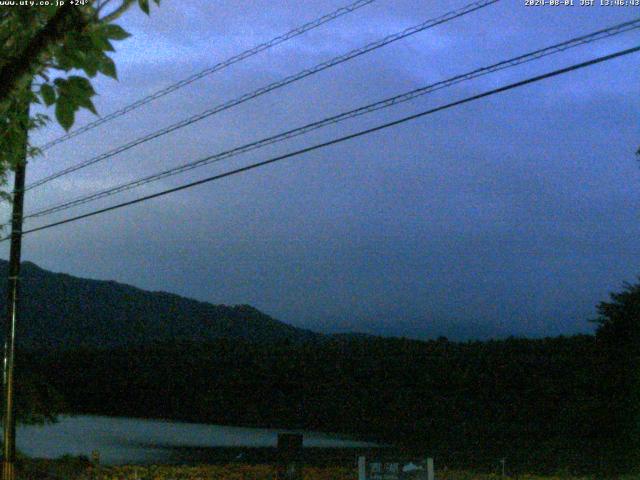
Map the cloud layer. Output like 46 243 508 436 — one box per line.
4 0 639 340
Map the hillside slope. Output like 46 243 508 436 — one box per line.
0 260 321 348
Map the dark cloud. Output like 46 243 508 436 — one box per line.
3 0 639 340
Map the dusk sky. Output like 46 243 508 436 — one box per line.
1 0 638 340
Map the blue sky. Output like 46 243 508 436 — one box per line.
2 0 639 340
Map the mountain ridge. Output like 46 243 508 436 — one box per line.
0 259 323 348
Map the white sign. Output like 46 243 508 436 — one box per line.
357 456 433 480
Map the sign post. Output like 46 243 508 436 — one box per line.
358 456 367 480
276 433 303 480
426 458 434 480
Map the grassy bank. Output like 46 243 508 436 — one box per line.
90 466 640 480
15 460 640 480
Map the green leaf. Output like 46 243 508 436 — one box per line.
54 75 95 103
63 32 81 51
97 56 117 80
52 52 74 72
67 76 95 95
40 84 56 106
53 76 98 118
90 30 115 52
79 52 100 77
77 96 98 115
57 48 99 77
138 0 150 14
102 24 131 41
71 33 98 55
55 97 75 131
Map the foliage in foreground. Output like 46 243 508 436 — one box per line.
0 0 160 193
18 461 640 480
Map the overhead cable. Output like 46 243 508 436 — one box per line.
24 18 640 219
26 0 500 191
6 45 637 241
37 0 378 151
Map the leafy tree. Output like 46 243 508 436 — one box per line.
595 280 640 343
593 279 640 472
0 0 160 424
0 0 160 194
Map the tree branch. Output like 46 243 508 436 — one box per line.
96 0 116 15
0 5 86 105
101 0 137 23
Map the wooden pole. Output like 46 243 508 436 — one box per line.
2 97 30 480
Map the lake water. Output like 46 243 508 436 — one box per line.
17 415 376 465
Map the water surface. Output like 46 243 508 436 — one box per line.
17 415 375 465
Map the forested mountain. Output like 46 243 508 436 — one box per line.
22 335 607 474
1 259 637 475
0 260 321 348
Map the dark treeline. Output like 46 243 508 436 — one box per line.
3 260 637 476
18 333 624 475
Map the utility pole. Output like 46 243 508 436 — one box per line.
2 98 30 480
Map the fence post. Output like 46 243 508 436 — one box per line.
358 456 366 480
426 458 434 480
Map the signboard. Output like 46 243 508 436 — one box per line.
358 456 433 480
369 461 401 480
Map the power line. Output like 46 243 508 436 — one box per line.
37 0 377 152
25 0 500 192
28 0 498 190
6 45 637 242
23 18 640 220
